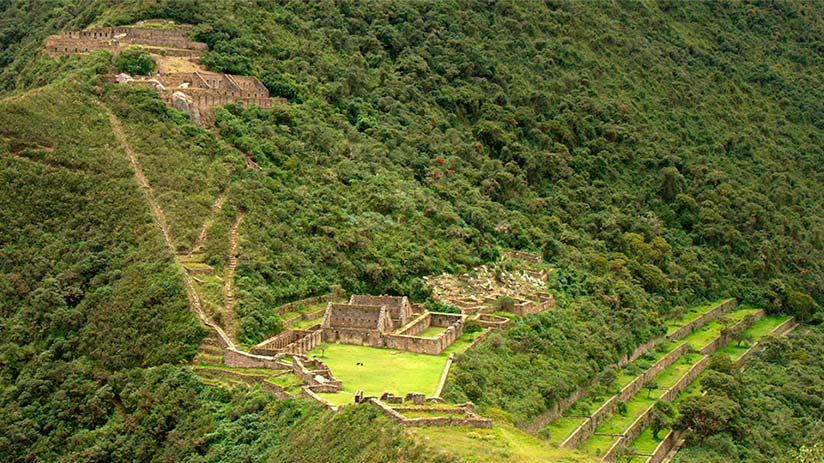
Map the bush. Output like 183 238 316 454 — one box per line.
114 47 156 75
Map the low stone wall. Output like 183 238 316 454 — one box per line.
397 313 432 337
223 348 286 369
601 355 709 461
735 317 796 369
368 398 492 428
562 343 687 449
433 353 456 398
511 298 554 316
646 429 681 463
251 329 321 356
476 314 510 329
620 343 688 402
667 298 737 341
301 386 337 410
292 356 342 391
384 322 463 355
466 328 493 351
699 310 765 355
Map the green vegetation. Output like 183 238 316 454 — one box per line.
665 299 727 335
414 421 595 463
674 327 824 463
308 342 451 399
2 0 824 461
681 308 759 351
114 46 155 75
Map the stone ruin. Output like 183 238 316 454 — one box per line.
426 250 555 316
320 295 467 355
44 20 206 58
43 20 287 127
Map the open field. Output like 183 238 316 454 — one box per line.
308 343 449 398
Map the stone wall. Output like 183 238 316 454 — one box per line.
384 321 463 355
396 313 432 337
223 348 286 369
601 355 709 461
699 310 765 355
647 429 681 463
433 353 456 398
323 327 386 348
735 316 797 369
476 314 510 329
251 329 321 356
562 343 687 449
667 298 737 341
368 398 492 428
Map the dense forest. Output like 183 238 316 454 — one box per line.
1 0 823 461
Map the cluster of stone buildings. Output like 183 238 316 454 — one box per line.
43 20 285 126
44 20 206 58
252 295 467 356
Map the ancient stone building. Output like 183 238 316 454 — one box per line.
348 295 412 328
44 21 206 58
43 20 287 127
321 295 466 355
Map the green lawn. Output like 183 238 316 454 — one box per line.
681 308 760 350
413 421 598 463
630 426 665 454
418 326 448 338
544 416 586 444
579 433 617 457
442 329 486 355
665 299 728 335
716 315 789 360
654 354 703 389
290 317 323 330
307 342 450 398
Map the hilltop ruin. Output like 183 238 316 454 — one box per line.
44 19 285 126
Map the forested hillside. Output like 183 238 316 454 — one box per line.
1 0 823 461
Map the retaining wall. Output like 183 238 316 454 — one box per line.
223 348 285 369
667 299 737 341
699 310 765 355
368 398 492 428
735 317 796 369
433 353 455 398
251 329 321 356
562 343 687 449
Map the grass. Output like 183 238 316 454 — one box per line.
307 343 449 397
630 426 665 455
418 326 448 338
578 434 617 457
681 308 760 350
665 298 728 335
412 421 598 463
290 317 323 330
544 416 586 444
442 329 486 355
654 354 703 389
715 315 790 360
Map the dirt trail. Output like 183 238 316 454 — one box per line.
102 104 174 250
223 213 245 339
187 190 227 256
101 102 236 350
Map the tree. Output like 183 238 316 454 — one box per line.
787 291 818 322
644 380 659 398
675 395 740 443
649 401 676 439
114 47 156 75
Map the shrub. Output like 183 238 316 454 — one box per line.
114 47 156 75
